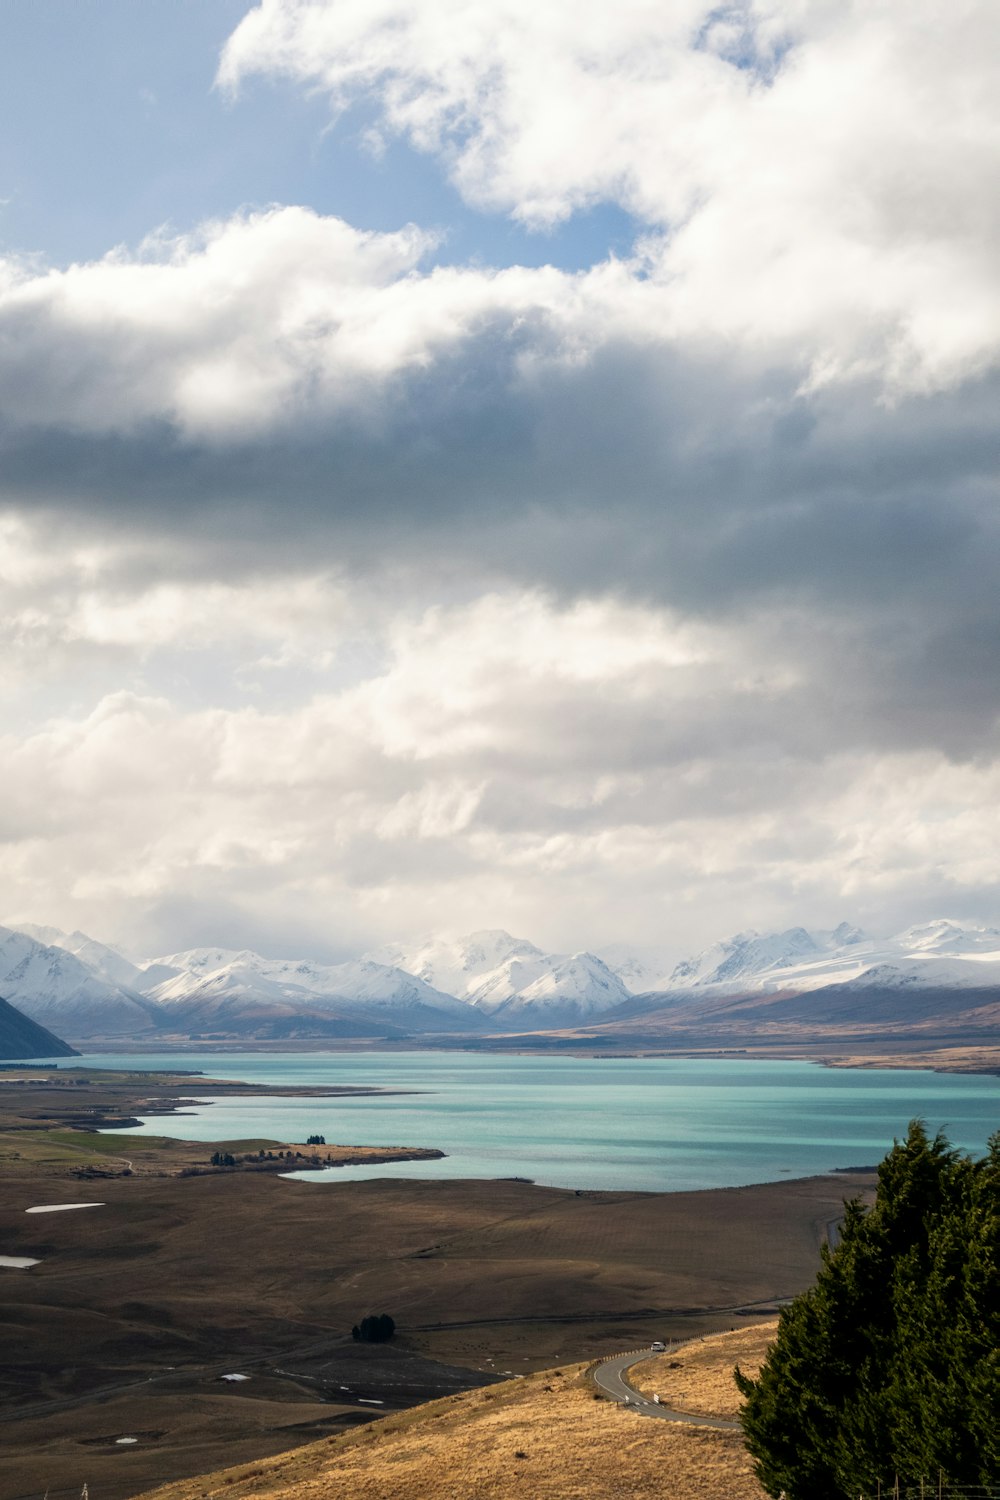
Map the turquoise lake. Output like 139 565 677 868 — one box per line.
66 1049 1000 1194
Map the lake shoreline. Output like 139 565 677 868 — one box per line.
43 1035 1000 1080
0 1067 445 1183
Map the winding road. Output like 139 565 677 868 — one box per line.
593 1214 842 1427
592 1349 742 1430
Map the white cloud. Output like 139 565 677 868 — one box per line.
4 587 1000 957
0 518 358 705
0 207 670 439
2 9 999 464
0 210 436 436
218 0 786 229
64 575 347 656
221 0 1000 392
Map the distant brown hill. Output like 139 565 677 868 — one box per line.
0 994 78 1058
576 981 1000 1049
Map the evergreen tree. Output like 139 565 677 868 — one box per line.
736 1121 999 1499
353 1312 396 1343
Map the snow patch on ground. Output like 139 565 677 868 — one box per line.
26 1202 104 1214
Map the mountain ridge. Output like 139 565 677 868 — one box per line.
5 915 1000 1043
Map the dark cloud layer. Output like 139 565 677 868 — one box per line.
4 327 1000 773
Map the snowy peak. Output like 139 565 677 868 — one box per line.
662 917 1000 998
598 943 676 994
377 930 632 1025
669 930 760 987
895 919 1000 955
711 927 821 984
15 923 145 990
146 947 249 980
498 952 630 1020
370 928 544 1001
13 923 68 950
830 921 866 947
468 954 563 1010
142 947 482 1032
313 959 475 1017
0 925 155 1038
667 924 878 991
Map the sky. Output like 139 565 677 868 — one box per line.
2 0 1000 963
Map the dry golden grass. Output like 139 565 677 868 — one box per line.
631 1321 776 1418
139 1330 769 1500
0 1126 441 1179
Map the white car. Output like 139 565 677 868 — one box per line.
650 1341 666 1352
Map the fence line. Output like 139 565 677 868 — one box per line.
855 1484 1000 1500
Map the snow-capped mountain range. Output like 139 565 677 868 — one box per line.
0 925 156 1038
661 919 1000 995
1 916 999 1044
143 948 482 1037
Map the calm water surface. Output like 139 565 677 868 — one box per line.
65 1049 1000 1194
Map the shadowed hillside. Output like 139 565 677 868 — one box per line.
0 995 77 1059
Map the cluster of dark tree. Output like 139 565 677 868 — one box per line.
351 1313 396 1343
736 1120 998 1499
306 1134 326 1145
202 1147 329 1172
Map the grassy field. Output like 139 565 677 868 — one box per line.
0 1070 442 1179
632 1322 776 1417
139 1328 770 1500
0 1124 421 1175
